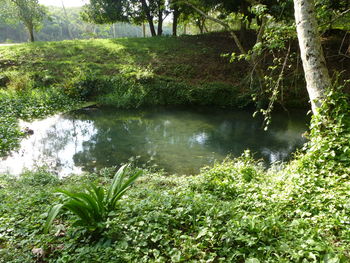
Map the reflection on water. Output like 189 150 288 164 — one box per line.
0 107 308 176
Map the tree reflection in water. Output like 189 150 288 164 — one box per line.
0 107 308 176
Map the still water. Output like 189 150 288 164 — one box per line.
0 107 308 176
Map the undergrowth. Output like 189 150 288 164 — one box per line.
0 36 349 262
0 87 350 262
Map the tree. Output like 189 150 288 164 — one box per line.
9 0 46 42
170 0 180 36
81 0 130 24
61 0 73 39
293 0 331 114
139 0 157 36
83 0 169 36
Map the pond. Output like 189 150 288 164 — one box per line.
0 106 308 176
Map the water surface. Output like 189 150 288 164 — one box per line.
0 107 308 176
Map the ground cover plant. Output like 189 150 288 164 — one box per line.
0 87 349 262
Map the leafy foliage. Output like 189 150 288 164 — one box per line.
44 164 142 235
10 0 47 41
1 148 350 262
298 82 350 176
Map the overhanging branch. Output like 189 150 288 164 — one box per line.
178 1 247 55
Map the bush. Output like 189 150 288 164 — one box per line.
63 68 110 100
96 77 249 109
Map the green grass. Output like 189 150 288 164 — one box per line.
0 34 241 89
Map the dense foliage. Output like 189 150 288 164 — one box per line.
0 85 349 262
298 83 350 176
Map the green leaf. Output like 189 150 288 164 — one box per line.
44 204 64 234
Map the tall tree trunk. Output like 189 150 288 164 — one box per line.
294 0 331 114
113 23 117 38
157 0 163 36
141 0 156 36
203 21 209 33
157 20 163 36
172 6 179 36
149 20 156 36
196 19 204 34
142 23 146 37
27 24 34 42
157 14 163 35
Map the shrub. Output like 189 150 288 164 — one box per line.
192 151 264 199
20 168 60 187
63 68 110 100
5 71 34 91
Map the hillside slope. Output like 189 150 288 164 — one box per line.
0 32 348 108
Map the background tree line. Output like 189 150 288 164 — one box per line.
0 5 173 43
1 0 349 44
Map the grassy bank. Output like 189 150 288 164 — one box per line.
0 33 308 110
0 34 257 110
1 32 348 108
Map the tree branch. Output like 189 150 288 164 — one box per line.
179 1 247 54
320 8 350 29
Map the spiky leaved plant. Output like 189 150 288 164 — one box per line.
44 164 142 234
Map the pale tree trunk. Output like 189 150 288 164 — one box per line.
113 24 117 38
294 0 331 114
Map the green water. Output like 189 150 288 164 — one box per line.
0 107 308 176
